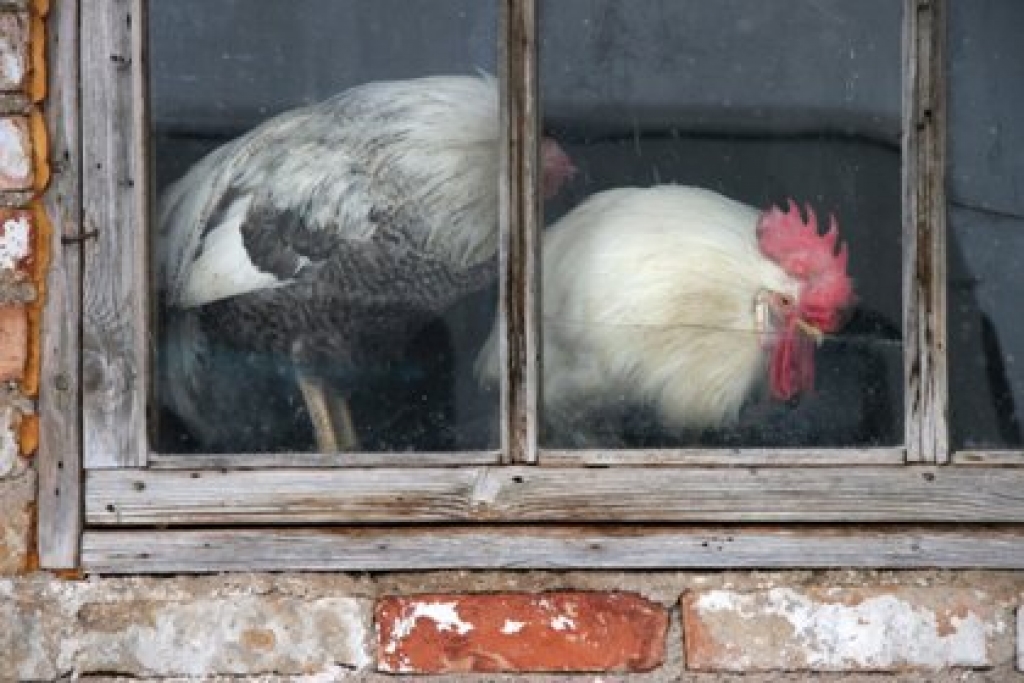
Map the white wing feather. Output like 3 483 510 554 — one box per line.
158 74 500 310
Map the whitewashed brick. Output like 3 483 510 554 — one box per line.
68 595 371 677
0 115 31 190
0 12 29 91
0 465 32 573
0 403 20 477
684 586 1002 671
0 578 63 681
0 208 30 270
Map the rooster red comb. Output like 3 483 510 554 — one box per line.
757 200 854 331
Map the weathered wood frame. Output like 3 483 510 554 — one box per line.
37 0 83 569
41 0 1024 573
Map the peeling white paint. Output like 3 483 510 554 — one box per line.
395 654 415 674
0 406 20 479
550 615 576 632
0 119 29 181
385 601 474 656
695 588 993 670
0 214 30 270
344 609 371 671
695 589 742 613
500 619 526 634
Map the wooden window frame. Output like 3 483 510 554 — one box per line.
37 0 1024 573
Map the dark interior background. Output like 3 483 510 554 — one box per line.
148 0 1019 453
947 0 1024 451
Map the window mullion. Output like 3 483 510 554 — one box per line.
499 0 540 465
80 0 150 469
904 0 950 464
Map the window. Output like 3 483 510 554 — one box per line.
536 0 903 451
149 0 502 457
37 0 1024 573
946 0 1024 457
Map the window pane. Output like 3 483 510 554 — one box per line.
533 0 903 449
150 0 500 453
948 0 1024 450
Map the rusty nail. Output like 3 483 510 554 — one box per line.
62 229 98 245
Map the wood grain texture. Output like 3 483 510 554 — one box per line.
541 448 905 467
903 0 949 464
148 450 500 469
952 451 1024 466
81 525 1024 573
81 0 148 469
85 465 1024 526
37 0 82 570
499 0 539 465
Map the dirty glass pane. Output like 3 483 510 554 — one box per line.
531 0 903 449
149 0 500 453
947 0 1024 451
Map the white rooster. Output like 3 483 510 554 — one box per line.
476 185 854 445
157 74 574 452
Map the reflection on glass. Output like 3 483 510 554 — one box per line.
150 0 502 453
947 0 1024 450
535 0 904 449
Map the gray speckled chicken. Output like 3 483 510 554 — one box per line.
157 74 573 452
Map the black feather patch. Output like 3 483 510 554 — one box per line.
238 199 328 280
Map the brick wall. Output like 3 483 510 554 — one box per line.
0 0 42 590
1 571 1024 680
3 4 1024 682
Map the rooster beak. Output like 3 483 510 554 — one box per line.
795 319 824 345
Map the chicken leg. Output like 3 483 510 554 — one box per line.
295 369 360 452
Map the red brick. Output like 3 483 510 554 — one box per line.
0 116 32 191
0 304 27 382
0 13 30 92
376 592 668 674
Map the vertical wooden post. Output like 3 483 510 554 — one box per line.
499 0 540 464
38 0 83 569
80 0 149 468
903 0 949 464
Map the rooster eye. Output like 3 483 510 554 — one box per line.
777 294 795 310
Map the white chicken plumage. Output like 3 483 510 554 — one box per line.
160 75 501 308
476 185 854 445
157 74 573 451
